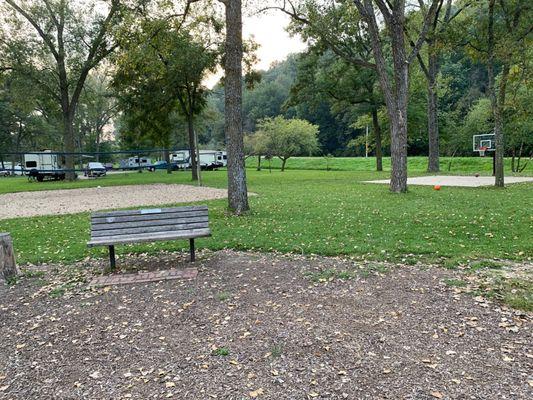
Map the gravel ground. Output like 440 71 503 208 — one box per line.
364 175 533 187
0 184 228 219
0 250 531 399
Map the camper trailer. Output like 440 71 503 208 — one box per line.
214 151 227 167
170 151 190 169
170 150 226 170
198 150 222 170
23 150 65 182
119 157 153 170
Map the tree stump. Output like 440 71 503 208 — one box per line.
0 233 18 282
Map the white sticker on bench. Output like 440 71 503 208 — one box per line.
140 208 162 214
106 217 115 223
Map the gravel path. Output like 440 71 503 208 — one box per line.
0 184 228 219
364 175 533 187
0 251 531 399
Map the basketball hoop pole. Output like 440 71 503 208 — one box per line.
492 150 496 177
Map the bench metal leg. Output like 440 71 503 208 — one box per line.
189 238 195 262
109 245 116 270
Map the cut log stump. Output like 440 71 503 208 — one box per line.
0 233 18 282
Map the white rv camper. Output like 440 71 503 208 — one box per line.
214 151 227 167
119 157 152 170
24 150 66 181
170 150 226 170
170 151 190 169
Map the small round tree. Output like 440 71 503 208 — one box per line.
256 116 319 171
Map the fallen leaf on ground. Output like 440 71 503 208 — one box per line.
249 388 264 398
89 371 102 380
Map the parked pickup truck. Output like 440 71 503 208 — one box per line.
84 162 107 177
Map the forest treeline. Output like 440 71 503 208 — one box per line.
1 1 531 183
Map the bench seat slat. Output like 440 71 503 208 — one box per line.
91 222 209 237
91 210 208 225
91 216 209 231
92 205 207 218
88 228 211 247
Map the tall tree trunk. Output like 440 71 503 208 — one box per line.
493 63 509 185
164 149 171 174
371 107 383 172
389 21 409 193
63 112 76 180
516 141 523 172
187 114 198 181
224 0 249 214
257 155 262 171
95 130 101 162
281 158 287 172
389 111 408 192
13 122 23 174
427 38 439 173
487 0 505 187
355 0 413 193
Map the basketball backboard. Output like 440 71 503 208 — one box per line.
473 133 495 153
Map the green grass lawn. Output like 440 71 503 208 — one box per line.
0 170 197 195
0 167 531 267
1 156 529 195
247 155 533 174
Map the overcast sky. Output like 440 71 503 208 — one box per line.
205 11 307 87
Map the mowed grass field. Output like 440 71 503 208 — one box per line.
0 160 531 267
246 155 533 174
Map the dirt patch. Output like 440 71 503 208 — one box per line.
0 251 531 399
0 184 228 219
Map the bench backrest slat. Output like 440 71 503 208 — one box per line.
91 216 208 231
91 221 209 238
90 206 209 241
92 205 207 218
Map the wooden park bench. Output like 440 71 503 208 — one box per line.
87 205 211 269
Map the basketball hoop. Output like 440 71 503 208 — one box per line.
479 146 488 157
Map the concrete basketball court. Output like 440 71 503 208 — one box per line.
364 175 533 187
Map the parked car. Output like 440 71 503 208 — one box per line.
84 162 107 177
12 165 24 176
0 164 24 176
147 160 179 172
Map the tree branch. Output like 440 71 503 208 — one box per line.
407 0 440 64
4 0 60 61
70 2 121 109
